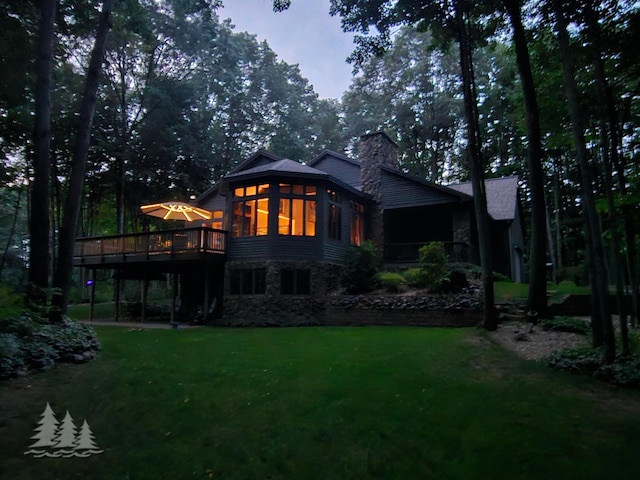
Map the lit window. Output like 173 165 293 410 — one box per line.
278 185 316 236
210 210 224 230
350 201 364 246
231 185 269 237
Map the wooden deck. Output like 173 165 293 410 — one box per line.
73 227 227 268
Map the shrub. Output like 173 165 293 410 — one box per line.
342 241 379 294
593 357 640 388
547 347 603 375
541 316 591 335
548 347 640 388
0 286 24 319
417 242 449 292
376 272 406 293
0 312 100 379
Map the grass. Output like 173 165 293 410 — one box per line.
494 281 591 305
1 326 640 479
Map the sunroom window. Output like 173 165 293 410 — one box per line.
231 184 269 237
350 201 364 246
278 184 316 236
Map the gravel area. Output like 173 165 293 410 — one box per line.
489 321 590 361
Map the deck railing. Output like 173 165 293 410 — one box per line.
74 227 227 261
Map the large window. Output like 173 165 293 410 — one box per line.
229 268 266 294
231 184 269 237
278 184 316 236
327 190 341 240
350 201 364 246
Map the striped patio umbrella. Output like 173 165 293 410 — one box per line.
140 202 212 222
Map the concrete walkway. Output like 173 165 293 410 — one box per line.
79 318 202 329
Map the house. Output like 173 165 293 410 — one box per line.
73 132 524 323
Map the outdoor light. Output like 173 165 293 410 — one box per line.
86 280 94 286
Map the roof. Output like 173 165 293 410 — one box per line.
448 176 519 221
225 158 330 179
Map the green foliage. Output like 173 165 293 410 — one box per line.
547 348 603 375
0 312 100 379
417 242 449 292
401 268 421 286
0 286 24 319
541 316 591 335
548 348 640 388
342 240 379 294
376 271 406 293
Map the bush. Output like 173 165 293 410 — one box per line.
417 242 449 292
0 312 100 379
342 241 379 294
547 347 603 375
541 316 591 335
376 272 406 293
548 347 640 388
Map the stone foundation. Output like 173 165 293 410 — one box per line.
218 293 482 327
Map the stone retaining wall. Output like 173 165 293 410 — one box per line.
218 293 482 327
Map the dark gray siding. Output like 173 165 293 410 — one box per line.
380 171 460 209
227 237 271 260
200 193 226 212
324 239 348 263
313 156 361 188
270 236 323 261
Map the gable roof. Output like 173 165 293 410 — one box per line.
448 176 519 221
226 158 330 180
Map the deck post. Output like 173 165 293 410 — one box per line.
141 276 149 323
204 264 211 317
114 270 121 322
89 268 96 322
171 271 178 324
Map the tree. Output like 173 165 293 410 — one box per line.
28 0 56 302
551 0 615 362
502 0 547 318
52 0 116 315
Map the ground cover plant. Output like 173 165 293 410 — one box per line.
1 326 640 479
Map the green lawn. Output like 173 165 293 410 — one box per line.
2 326 639 479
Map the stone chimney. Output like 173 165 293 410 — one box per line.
359 131 398 200
359 132 398 262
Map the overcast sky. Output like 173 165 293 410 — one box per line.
219 0 356 99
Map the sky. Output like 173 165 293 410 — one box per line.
219 0 356 99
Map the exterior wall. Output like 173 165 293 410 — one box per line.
311 154 362 188
379 171 459 209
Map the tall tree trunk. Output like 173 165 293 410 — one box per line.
503 0 547 317
553 0 615 362
28 0 56 303
585 4 630 355
52 0 115 315
454 1 496 330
